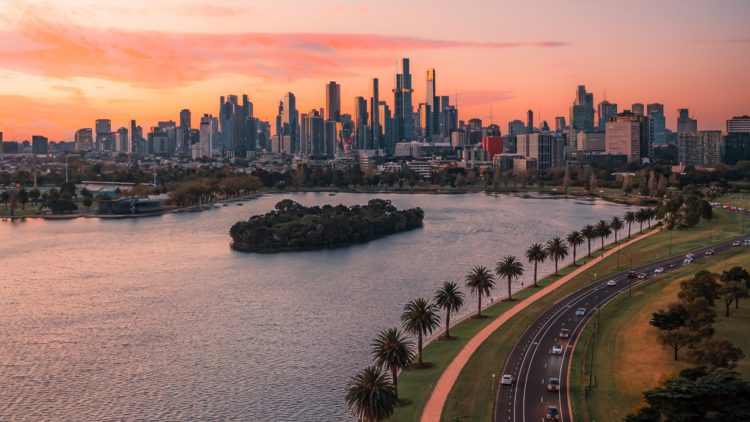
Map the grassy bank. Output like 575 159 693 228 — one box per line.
569 246 750 422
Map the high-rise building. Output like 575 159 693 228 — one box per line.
426 69 439 136
568 85 595 146
378 101 392 152
727 116 750 133
369 78 380 149
597 101 618 130
75 128 94 150
393 58 414 142
440 95 449 131
116 127 129 152
678 131 723 165
324 120 337 156
179 109 191 155
631 103 644 116
130 120 143 153
281 92 298 153
605 121 640 162
198 114 213 158
468 118 482 131
577 131 606 151
648 104 666 145
442 106 458 137
508 120 525 137
417 103 429 138
326 82 341 122
32 135 48 155
526 110 534 134
354 96 368 150
723 132 750 165
647 103 664 115
608 111 652 161
555 117 567 133
677 109 697 133
309 111 325 156
95 119 112 151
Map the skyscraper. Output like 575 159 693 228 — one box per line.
326 82 341 122
597 101 618 130
647 103 664 115
677 109 698 133
508 120 525 137
440 95 449 132
648 104 666 145
526 110 534 134
116 127 129 152
95 119 112 151
379 101 392 152
631 103 644 116
369 78 380 149
281 92 298 153
198 114 213 158
555 117 567 133
726 116 750 133
607 111 652 161
75 128 93 150
179 109 192 155
568 86 595 147
426 69 439 136
393 58 414 142
354 96 368 150
32 135 48 155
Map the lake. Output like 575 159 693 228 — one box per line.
0 192 632 421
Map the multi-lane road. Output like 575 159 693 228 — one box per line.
494 206 750 422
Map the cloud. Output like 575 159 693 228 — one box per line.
455 90 516 106
29 120 56 127
685 39 750 44
0 1 569 88
50 85 88 104
70 3 254 18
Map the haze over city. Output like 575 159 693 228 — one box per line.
1 0 749 142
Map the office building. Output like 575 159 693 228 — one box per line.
526 110 534 134
280 92 298 153
608 111 652 161
597 101 617 130
723 132 750 165
678 131 723 165
326 82 341 122
631 103 644 116
440 96 449 131
605 121 640 162
309 112 325 156
468 118 482 131
179 109 191 154
354 96 368 150
727 116 750 133
482 136 504 160
32 136 48 155
677 109 697 133
508 120 525 137
393 58 415 142
324 120 337 156
568 85 595 146
647 103 664 115
197 114 213 158
369 78 380 149
95 119 113 151
426 69 439 136
379 101 392 152
116 127 129 152
442 106 458 137
555 117 567 133
75 128 94 150
417 103 429 138
577 131 606 151
648 104 666 145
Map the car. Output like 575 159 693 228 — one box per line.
724 205 729 209
745 239 750 244
606 280 617 286
732 207 737 210
627 271 637 278
547 406 559 420
548 378 560 391
575 308 586 316
705 250 714 256
560 328 570 338
686 253 694 259
684 258 693 264
501 374 513 385
638 273 646 279
654 267 664 274
551 345 563 354
733 241 741 247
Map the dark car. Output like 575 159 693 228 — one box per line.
560 328 570 338
548 378 560 391
627 271 637 278
547 406 559 420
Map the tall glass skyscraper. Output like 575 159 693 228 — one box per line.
426 69 439 136
393 58 414 142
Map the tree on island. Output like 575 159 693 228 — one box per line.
566 231 584 266
545 237 569 276
345 366 397 422
400 298 440 369
434 282 465 339
465 266 495 318
370 328 414 405
495 255 524 301
525 243 548 288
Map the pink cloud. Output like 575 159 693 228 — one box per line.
455 90 516 106
325 5 346 13
685 39 750 44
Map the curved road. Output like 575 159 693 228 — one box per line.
494 207 749 422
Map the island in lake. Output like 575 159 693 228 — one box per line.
229 198 425 252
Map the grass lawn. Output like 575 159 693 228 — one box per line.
570 245 750 422
719 193 750 210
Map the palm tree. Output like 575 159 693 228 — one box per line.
400 298 440 368
434 282 465 339
465 266 496 318
495 256 524 301
371 328 414 402
646 207 656 228
346 366 398 422
524 243 548 288
610 216 625 244
595 219 612 251
636 208 648 232
582 224 597 258
624 211 636 238
566 231 585 266
545 237 569 276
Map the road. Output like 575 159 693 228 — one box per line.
494 206 750 422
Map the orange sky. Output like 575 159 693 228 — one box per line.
0 0 749 142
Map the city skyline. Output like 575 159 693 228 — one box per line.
0 0 749 141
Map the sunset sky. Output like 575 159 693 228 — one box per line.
0 0 748 142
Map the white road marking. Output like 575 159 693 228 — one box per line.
541 396 543 402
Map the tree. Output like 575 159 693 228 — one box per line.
454 173 466 190
562 168 571 193
345 366 397 422
18 189 28 210
636 208 648 232
678 270 720 306
582 224 597 257
545 237 569 276
638 178 649 196
595 219 612 251
687 338 746 370
683 297 717 338
495 255 524 301
1 191 9 211
525 243 548 288
648 170 658 197
566 231 585 265
465 267 495 318
610 216 624 244
492 170 503 192
657 175 668 197
48 199 78 214
622 173 632 195
589 172 597 192
721 266 750 289
649 309 686 331
371 328 414 402
291 168 306 189
624 368 750 422
400 298 440 368
8 190 19 216
718 281 749 316
657 326 700 360
624 211 636 238
29 188 40 206
83 197 93 212
434 282 465 339
465 170 477 189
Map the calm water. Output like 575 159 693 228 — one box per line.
0 192 631 421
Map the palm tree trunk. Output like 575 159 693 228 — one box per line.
555 259 559 275
601 237 605 251
507 278 512 300
445 310 451 338
628 224 632 238
615 231 618 244
392 367 399 398
477 295 482 317
587 240 592 257
640 222 643 232
573 247 577 265
533 262 538 287
418 333 423 364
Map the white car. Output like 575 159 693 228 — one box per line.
501 374 514 385
551 345 563 354
606 280 617 286
654 267 664 274
733 241 741 247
